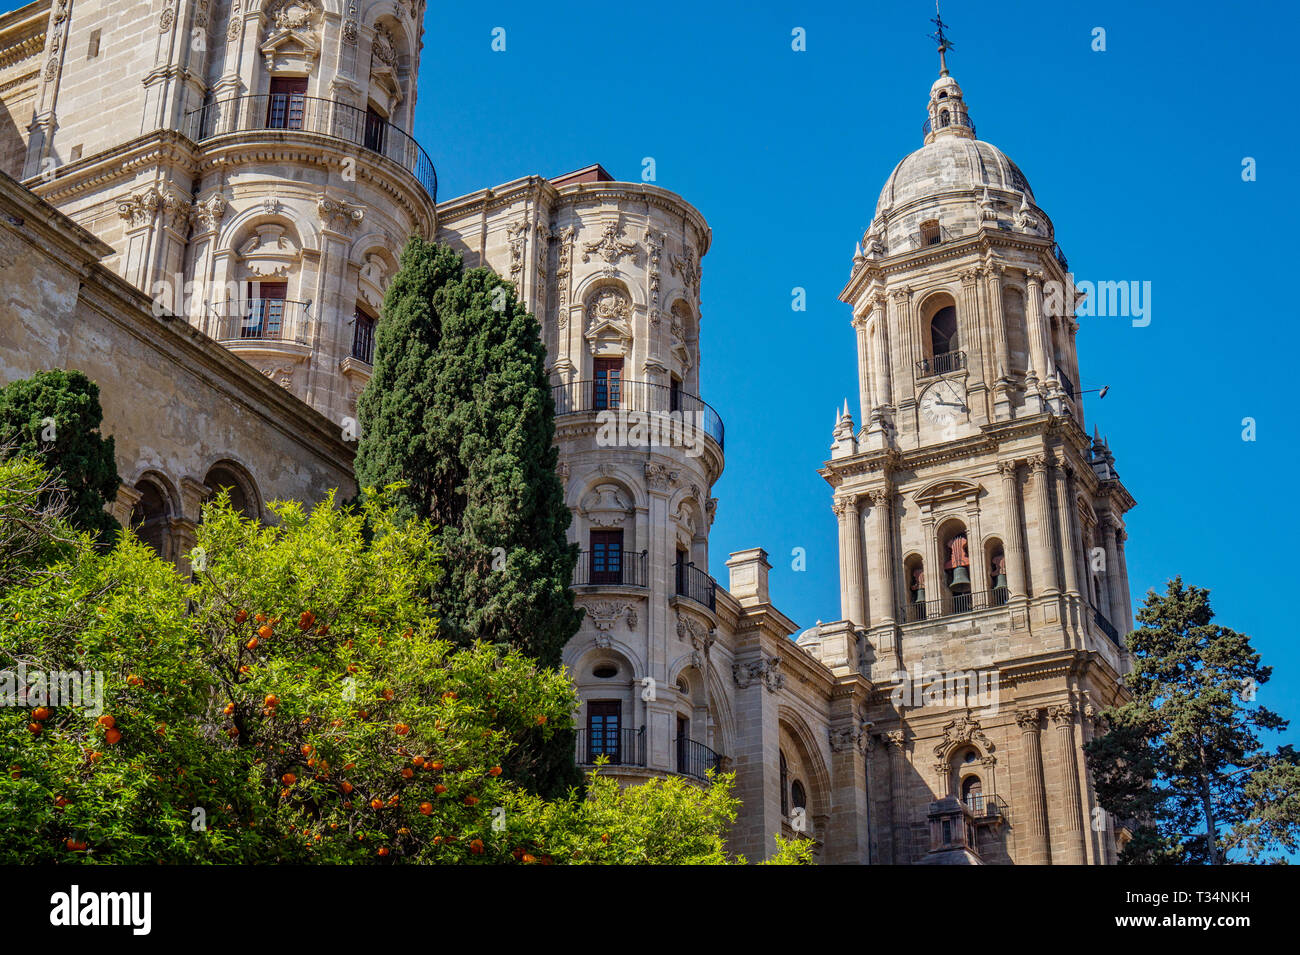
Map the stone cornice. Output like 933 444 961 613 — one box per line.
437 175 712 256
26 130 197 205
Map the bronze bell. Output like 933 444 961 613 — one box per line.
913 587 926 603
950 565 971 587
994 572 1008 590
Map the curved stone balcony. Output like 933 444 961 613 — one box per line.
551 379 725 452
185 94 437 203
210 298 314 363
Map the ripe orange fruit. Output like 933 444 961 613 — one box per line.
401 768 414 779
340 781 353 794
434 784 447 795
264 694 278 707
394 723 410 736
27 722 42 735
419 802 432 815
155 723 166 736
370 798 383 810
412 756 425 767
442 691 457 701
464 795 479 806
522 853 536 864
127 674 144 686
488 766 502 777
282 773 296 786
103 727 121 745
227 727 240 737
298 611 315 630
88 751 102 762
381 689 394 701
246 637 259 650
234 609 248 624
535 715 548 725
53 795 68 807
258 625 273 641
429 761 444 771
377 847 389 857
34 706 55 721
255 613 266 623
469 839 484 854
238 665 250 675
65 839 86 851
95 714 114 728
301 744 313 756
432 835 444 845
223 703 235 715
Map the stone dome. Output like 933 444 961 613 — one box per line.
874 137 1034 220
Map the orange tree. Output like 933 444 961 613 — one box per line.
0 461 810 864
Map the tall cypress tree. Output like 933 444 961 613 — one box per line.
0 369 120 544
355 240 583 797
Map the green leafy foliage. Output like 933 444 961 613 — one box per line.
1085 577 1291 864
0 370 121 544
0 459 805 865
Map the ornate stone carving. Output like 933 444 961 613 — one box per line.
670 244 699 296
192 194 226 232
646 228 664 316
732 656 783 692
317 196 365 232
582 220 639 266
259 364 295 389
932 712 994 760
997 459 1018 479
269 0 320 31
534 223 549 283
159 7 175 33
371 23 397 66
584 287 631 345
883 729 906 751
644 462 677 490
1048 702 1075 724
552 225 574 323
585 600 636 633
1014 707 1043 731
342 0 358 44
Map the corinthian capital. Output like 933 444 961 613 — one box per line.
1014 707 1042 731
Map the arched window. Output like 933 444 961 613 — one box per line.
204 465 258 520
930 305 958 356
939 109 950 127
942 528 971 604
920 219 941 246
904 553 927 622
129 480 172 558
961 773 983 811
791 779 807 811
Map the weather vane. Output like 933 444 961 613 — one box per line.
929 0 954 76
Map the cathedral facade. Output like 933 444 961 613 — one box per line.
0 0 1135 863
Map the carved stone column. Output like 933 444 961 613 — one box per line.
923 514 942 613
1114 527 1134 634
1015 707 1052 864
1050 703 1087 864
1054 462 1081 599
888 287 912 408
885 730 910 864
985 259 1012 417
834 495 865 626
866 488 899 673
1028 455 1060 596
998 461 1028 600
1025 271 1052 404
109 483 143 531
853 312 872 424
1101 515 1123 628
967 500 989 596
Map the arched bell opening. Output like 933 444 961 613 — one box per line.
985 536 1008 605
938 520 972 612
904 552 927 621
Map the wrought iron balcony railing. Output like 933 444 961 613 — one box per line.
550 379 724 451
185 94 437 202
964 793 1008 821
904 587 1009 623
1091 603 1122 647
576 727 646 768
922 114 976 138
573 549 649 588
916 350 967 378
674 561 717 612
212 299 312 345
1052 243 1069 273
675 737 724 780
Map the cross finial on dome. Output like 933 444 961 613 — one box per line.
930 0 954 77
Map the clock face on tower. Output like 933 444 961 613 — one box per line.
919 379 969 439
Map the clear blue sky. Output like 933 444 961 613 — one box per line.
10 1 1294 748
410 0 1300 752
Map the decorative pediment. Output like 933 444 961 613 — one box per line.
237 223 300 278
581 220 640 266
368 25 403 113
932 712 994 761
260 0 322 72
357 253 390 309
583 288 633 348
912 479 983 509
580 483 633 527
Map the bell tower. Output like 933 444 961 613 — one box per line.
814 15 1137 865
